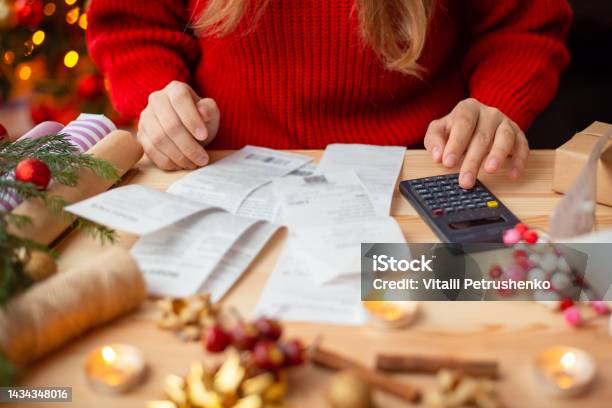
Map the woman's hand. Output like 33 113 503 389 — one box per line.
424 98 529 189
137 81 221 171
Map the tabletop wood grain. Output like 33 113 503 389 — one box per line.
20 150 612 408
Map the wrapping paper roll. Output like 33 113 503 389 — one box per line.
19 121 64 141
1 115 117 212
60 113 116 153
9 130 144 245
0 247 146 366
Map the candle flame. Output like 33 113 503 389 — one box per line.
560 351 576 370
101 346 117 364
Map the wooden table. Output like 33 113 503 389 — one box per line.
21 150 612 408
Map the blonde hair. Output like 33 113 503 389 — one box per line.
193 0 435 76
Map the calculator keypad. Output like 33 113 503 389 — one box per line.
408 174 498 217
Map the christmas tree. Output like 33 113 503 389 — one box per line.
0 0 126 126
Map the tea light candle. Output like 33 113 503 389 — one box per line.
84 344 146 394
363 301 419 329
533 346 596 397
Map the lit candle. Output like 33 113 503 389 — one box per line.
84 344 146 394
363 301 419 329
533 346 596 397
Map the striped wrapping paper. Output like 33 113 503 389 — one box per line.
0 114 117 211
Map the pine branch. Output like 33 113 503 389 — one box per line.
0 354 18 387
0 179 69 217
74 219 117 245
0 135 120 183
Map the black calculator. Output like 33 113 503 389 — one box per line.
399 173 520 243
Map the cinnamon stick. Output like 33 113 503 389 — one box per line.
376 353 499 379
311 345 421 403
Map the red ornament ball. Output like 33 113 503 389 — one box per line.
14 158 51 190
14 0 44 28
0 123 8 140
77 74 105 100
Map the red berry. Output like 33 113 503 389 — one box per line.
15 158 51 190
489 265 502 279
496 280 515 297
281 339 305 367
514 223 528 234
202 324 231 353
516 257 531 271
230 322 259 351
513 249 527 260
522 230 538 244
254 317 283 341
559 298 574 311
253 340 285 371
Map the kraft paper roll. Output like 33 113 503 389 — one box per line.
9 130 143 245
0 247 146 366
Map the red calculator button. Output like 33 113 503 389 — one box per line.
432 208 444 216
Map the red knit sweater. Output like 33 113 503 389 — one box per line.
87 0 571 149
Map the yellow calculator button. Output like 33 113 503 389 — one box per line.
486 200 499 208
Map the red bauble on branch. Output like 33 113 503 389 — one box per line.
0 123 8 141
15 158 51 190
14 0 44 28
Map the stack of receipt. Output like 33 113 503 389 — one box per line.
255 144 407 325
66 146 312 300
67 143 408 323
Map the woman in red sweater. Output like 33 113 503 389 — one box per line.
87 0 571 188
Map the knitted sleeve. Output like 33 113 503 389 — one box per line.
86 0 200 119
462 0 572 130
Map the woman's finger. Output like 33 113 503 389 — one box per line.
484 119 517 173
138 129 177 171
424 118 448 163
141 106 197 170
442 99 479 168
151 93 209 168
458 108 501 188
166 81 208 142
197 98 220 146
509 131 529 179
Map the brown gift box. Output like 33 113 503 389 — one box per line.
552 121 612 206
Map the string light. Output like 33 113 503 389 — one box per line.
65 0 77 5
66 7 79 24
32 30 46 46
3 51 15 65
18 65 32 81
78 13 87 30
43 3 56 16
23 40 34 56
63 50 79 68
